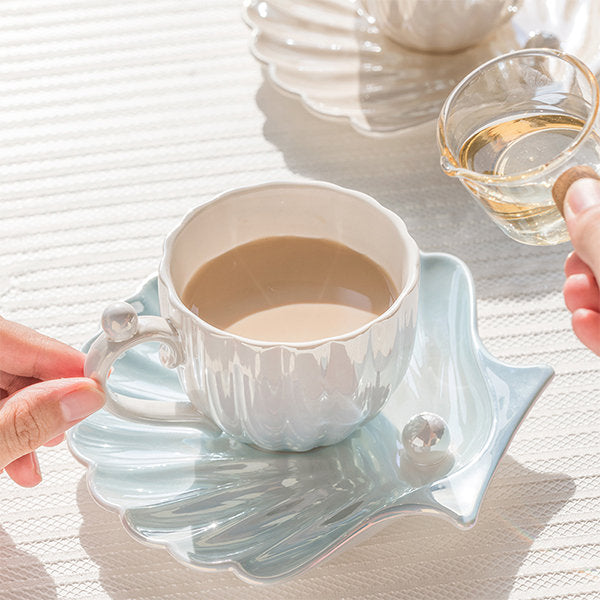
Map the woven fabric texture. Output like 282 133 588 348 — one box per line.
0 1 599 598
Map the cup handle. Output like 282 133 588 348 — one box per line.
84 301 220 432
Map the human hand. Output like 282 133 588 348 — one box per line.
0 318 104 486
563 177 600 356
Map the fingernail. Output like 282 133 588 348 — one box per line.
60 385 105 423
566 178 600 215
31 452 41 480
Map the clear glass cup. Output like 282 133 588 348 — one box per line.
437 49 600 245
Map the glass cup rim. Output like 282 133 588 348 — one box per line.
437 48 600 185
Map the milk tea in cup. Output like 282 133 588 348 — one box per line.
181 236 398 343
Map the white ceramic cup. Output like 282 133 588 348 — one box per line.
85 181 420 452
360 0 520 54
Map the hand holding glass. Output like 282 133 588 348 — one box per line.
438 49 600 245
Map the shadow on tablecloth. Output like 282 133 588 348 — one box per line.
0 525 57 600
75 455 574 600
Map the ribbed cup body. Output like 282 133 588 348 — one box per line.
161 280 418 451
159 181 420 452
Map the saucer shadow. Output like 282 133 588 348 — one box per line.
351 16 522 134
256 77 570 301
77 453 574 599
322 454 576 599
0 524 58 600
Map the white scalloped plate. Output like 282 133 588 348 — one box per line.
68 253 553 584
242 0 600 135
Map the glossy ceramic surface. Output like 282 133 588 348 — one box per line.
68 253 553 584
85 181 420 451
361 0 519 53
242 0 600 135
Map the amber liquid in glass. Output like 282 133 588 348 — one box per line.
459 113 600 245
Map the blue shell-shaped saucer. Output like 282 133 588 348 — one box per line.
67 253 553 584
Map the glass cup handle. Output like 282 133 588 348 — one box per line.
84 301 220 432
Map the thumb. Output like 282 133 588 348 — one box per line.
564 177 600 283
0 378 104 470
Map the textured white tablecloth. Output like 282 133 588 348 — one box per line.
0 1 599 598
